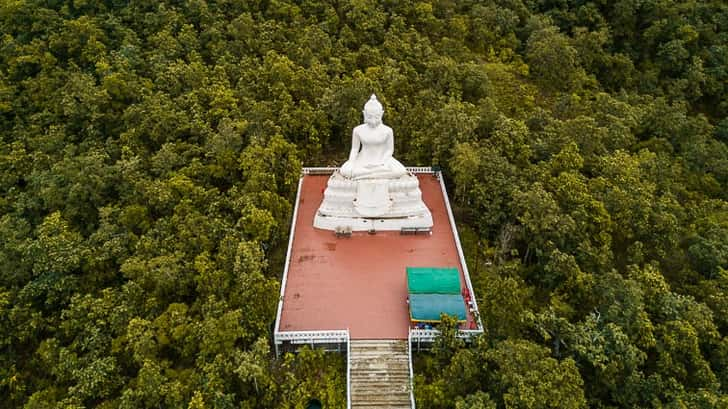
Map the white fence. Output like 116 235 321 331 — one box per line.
410 328 483 343
302 166 435 175
346 331 351 409
274 329 349 345
408 331 416 409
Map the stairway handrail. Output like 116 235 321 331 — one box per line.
346 330 351 409
408 332 416 409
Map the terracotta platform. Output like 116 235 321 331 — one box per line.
277 173 475 339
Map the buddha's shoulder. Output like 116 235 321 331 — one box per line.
353 124 368 133
353 124 393 135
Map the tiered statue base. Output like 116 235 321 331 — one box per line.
314 171 433 231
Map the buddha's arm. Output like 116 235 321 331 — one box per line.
348 129 361 162
384 128 394 159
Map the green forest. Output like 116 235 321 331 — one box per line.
1 0 727 408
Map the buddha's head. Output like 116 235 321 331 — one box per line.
362 94 383 127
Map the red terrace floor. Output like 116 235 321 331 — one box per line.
278 173 475 340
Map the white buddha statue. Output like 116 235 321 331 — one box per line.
314 94 433 231
340 95 408 180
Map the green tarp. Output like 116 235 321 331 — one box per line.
409 294 467 322
407 267 461 294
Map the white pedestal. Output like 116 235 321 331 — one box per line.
313 171 433 232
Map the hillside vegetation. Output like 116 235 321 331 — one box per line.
1 1 727 408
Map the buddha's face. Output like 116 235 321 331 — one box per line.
363 108 383 127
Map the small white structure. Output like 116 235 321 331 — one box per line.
314 95 433 231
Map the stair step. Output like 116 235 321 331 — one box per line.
351 360 409 364
351 392 409 397
351 379 409 384
351 368 409 372
352 404 411 409
351 389 409 393
351 381 409 386
352 351 407 354
351 390 409 396
351 344 407 350
351 382 409 387
351 372 409 378
352 350 407 353
351 379 410 384
351 344 408 348
350 397 411 404
351 373 410 378
351 357 408 362
351 363 409 369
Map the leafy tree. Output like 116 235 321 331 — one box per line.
485 339 587 409
526 23 586 92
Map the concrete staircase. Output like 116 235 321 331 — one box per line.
349 340 413 409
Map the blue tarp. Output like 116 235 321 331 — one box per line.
409 293 467 322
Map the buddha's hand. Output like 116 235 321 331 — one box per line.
364 163 385 169
340 161 353 177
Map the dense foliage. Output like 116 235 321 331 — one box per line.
1 0 726 408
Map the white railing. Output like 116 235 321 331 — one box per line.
406 166 435 173
346 330 351 409
437 172 484 332
275 329 349 345
274 177 304 356
302 167 338 174
408 331 416 409
410 328 483 344
302 166 435 175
